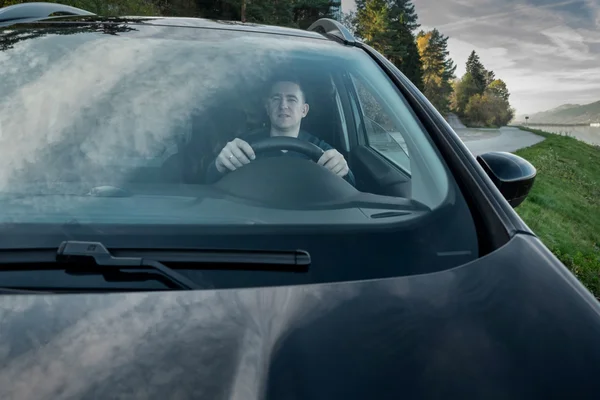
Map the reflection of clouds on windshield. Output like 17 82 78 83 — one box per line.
0 33 159 187
0 26 339 190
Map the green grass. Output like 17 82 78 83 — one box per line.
515 127 600 298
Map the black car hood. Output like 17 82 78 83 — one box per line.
1 234 600 399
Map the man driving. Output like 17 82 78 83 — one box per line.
205 78 356 186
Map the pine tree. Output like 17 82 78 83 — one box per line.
386 0 420 31
453 72 479 117
385 0 422 89
355 0 390 53
416 28 456 114
188 0 338 27
465 50 486 94
354 0 423 89
484 70 496 88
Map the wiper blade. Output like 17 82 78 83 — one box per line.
0 241 311 292
116 248 312 271
0 287 50 294
57 241 200 290
56 241 311 271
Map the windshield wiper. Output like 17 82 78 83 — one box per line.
56 241 201 290
0 287 51 294
0 241 311 292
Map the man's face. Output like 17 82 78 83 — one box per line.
265 81 309 131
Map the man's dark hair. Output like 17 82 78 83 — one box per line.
265 75 308 103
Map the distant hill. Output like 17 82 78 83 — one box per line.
514 100 600 125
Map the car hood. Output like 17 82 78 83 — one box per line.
1 234 600 399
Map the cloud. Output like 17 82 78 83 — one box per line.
0 26 352 195
342 0 600 114
0 281 361 399
413 0 600 114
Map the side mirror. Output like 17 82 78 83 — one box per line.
476 151 536 208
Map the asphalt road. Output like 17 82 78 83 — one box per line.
455 127 545 156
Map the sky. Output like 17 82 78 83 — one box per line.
341 0 600 115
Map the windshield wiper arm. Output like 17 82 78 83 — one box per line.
0 241 311 291
57 241 200 290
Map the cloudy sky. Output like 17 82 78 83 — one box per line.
342 0 600 115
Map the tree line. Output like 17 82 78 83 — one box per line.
0 0 340 29
346 0 514 127
2 0 514 127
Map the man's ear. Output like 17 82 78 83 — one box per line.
302 103 310 117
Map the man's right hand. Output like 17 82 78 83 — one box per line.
215 138 256 173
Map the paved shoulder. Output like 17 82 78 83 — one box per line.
461 127 545 156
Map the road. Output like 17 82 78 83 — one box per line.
455 127 545 155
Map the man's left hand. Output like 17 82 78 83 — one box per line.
317 149 349 178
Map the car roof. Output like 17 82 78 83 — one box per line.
1 3 353 43
113 17 329 40
15 15 331 41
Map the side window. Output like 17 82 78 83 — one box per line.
351 75 411 174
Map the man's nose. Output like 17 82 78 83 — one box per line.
279 99 289 109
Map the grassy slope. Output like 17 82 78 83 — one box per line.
515 127 600 297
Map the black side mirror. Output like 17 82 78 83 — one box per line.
476 151 536 208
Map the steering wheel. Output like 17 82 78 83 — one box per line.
213 135 358 208
250 136 324 162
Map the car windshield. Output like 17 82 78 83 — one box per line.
0 20 479 285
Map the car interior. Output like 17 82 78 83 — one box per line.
0 40 481 291
158 67 414 204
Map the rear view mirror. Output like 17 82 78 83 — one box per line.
476 151 536 208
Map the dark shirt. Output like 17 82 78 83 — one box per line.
205 128 356 186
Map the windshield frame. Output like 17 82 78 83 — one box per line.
0 21 488 255
353 42 515 254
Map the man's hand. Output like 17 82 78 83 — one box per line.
215 138 256 173
317 149 349 178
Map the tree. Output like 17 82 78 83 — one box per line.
484 69 496 88
386 0 419 31
355 0 389 53
487 79 510 102
384 0 422 89
465 50 486 94
292 0 341 29
354 0 423 89
386 28 423 89
453 71 515 127
463 90 514 127
341 10 357 34
456 50 516 127
464 94 490 127
157 0 199 16
160 0 338 27
453 72 479 116
416 28 456 114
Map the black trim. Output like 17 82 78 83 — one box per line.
354 42 515 255
343 73 368 147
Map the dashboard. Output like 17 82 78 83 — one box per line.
1 156 430 228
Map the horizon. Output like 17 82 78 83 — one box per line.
341 0 600 115
515 97 600 118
